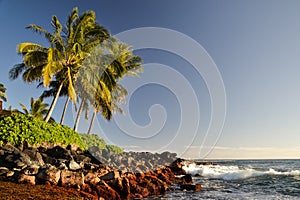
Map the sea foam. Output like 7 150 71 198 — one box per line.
182 163 300 180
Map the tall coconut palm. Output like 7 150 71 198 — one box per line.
39 81 69 124
9 7 109 122
75 37 142 133
73 44 111 131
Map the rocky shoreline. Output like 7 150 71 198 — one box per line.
0 142 202 199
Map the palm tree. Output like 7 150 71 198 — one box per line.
39 81 69 124
9 7 109 122
75 37 142 133
87 83 127 134
19 97 53 121
72 44 111 132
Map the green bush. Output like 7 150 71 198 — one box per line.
106 144 124 154
0 114 85 149
79 134 106 150
79 134 124 154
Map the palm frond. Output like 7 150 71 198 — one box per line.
19 102 29 115
26 24 54 44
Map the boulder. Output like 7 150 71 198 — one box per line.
74 154 91 164
94 180 121 200
41 153 57 165
101 149 112 158
60 169 84 187
18 174 35 185
23 148 44 166
0 167 9 176
68 160 81 171
100 170 120 180
36 166 61 185
168 158 186 175
1 143 20 153
45 146 72 160
108 177 131 199
84 172 100 184
22 164 40 175
181 174 193 184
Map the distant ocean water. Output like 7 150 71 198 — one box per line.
147 159 300 199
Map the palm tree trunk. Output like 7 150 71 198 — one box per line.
60 96 70 124
45 83 63 122
73 99 84 132
87 109 96 135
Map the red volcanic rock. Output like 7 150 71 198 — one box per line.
18 174 36 185
95 180 121 200
0 143 199 198
84 172 100 185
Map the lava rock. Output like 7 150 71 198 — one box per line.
36 166 61 185
68 160 81 171
100 170 120 180
23 148 44 166
18 174 36 185
60 169 84 187
45 146 72 160
180 183 202 192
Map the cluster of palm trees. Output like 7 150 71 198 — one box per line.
9 7 142 134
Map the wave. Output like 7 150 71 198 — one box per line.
182 162 300 180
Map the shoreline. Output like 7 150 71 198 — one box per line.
0 142 203 199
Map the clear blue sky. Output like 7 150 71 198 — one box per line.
0 0 300 159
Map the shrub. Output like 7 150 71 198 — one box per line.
79 134 106 150
79 134 124 154
0 114 85 149
106 144 124 154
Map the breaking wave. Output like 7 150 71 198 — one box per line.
182 162 300 180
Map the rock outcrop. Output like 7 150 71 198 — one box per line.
0 142 202 199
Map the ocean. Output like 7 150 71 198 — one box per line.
147 159 300 199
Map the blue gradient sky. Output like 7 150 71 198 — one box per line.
0 0 300 159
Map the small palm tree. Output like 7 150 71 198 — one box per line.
19 97 54 122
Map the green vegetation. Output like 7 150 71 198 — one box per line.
79 134 106 149
79 133 124 154
0 114 124 154
106 144 124 154
4 8 142 153
0 114 85 149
